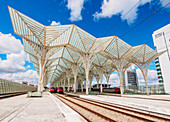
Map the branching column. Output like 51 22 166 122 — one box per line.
135 62 151 95
38 58 47 92
71 64 79 93
63 76 66 92
105 73 111 88
79 74 85 92
96 67 104 93
113 59 126 95
66 69 71 92
81 54 93 95
96 76 100 89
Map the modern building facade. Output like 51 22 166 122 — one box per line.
155 57 164 84
152 24 170 94
124 66 138 86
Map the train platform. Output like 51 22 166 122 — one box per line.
78 94 170 116
0 92 86 122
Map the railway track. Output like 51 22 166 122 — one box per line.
106 93 170 102
54 93 170 122
54 93 115 121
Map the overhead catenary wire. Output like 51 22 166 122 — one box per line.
102 0 142 37
144 29 170 45
120 2 170 38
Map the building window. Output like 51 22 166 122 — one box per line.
155 32 162 38
158 73 161 75
157 69 161 71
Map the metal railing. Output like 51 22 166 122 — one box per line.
124 85 165 94
0 79 37 94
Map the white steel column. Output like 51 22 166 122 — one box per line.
113 59 126 95
81 54 93 95
66 69 71 92
38 58 47 92
71 64 79 93
96 67 104 93
135 62 151 95
63 76 66 92
105 73 111 88
96 76 100 89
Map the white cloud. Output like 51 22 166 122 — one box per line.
136 68 159 85
67 0 85 21
0 33 39 84
0 51 28 73
0 32 23 54
93 0 151 24
0 70 39 85
0 32 29 73
160 0 170 9
51 21 61 25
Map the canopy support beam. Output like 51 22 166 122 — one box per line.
81 54 93 95
66 69 71 92
135 62 151 95
96 76 100 89
96 67 104 93
71 64 79 93
105 73 111 88
113 59 126 95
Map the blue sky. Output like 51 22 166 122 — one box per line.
0 0 169 85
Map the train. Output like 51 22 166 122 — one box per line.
91 87 120 94
49 87 55 93
49 87 63 94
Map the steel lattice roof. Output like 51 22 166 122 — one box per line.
8 6 164 85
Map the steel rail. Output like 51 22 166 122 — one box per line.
54 94 116 122
104 93 170 102
71 95 170 122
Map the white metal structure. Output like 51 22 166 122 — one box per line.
8 6 165 95
153 24 170 94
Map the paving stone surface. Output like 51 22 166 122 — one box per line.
0 92 85 122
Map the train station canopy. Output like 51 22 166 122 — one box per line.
8 6 165 94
